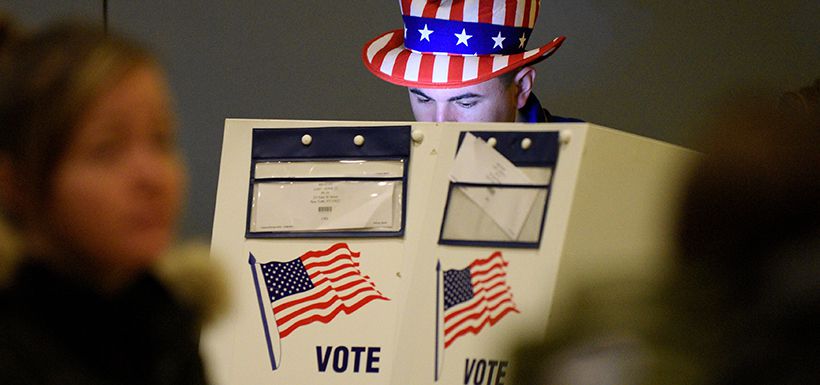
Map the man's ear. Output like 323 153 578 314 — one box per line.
513 66 536 110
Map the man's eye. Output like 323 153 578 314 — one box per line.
416 97 432 104
457 101 477 108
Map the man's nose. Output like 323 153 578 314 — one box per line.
434 104 455 122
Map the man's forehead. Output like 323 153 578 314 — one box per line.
409 77 504 99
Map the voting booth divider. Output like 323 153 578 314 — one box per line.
202 120 698 385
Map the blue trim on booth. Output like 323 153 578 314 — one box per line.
456 131 559 166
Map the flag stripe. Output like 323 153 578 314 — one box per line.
522 0 532 28
514 0 525 26
379 46 403 76
409 0 426 17
422 0 439 18
402 0 538 26
280 293 388 338
462 56 479 81
276 276 383 318
463 0 480 23
445 305 519 347
274 284 332 314
367 32 396 64
391 49 412 79
492 55 509 73
471 257 507 276
445 293 516 336
417 53 436 83
309 260 372 282
301 242 359 260
523 48 539 59
432 54 451 83
477 56 494 81
447 55 466 83
274 279 383 325
258 242 388 340
275 265 381 314
401 0 413 16
276 282 387 338
277 284 387 327
444 279 509 322
273 272 375 315
508 51 525 64
449 0 465 21
435 2 450 19
444 280 511 327
442 251 517 348
445 289 514 330
530 0 540 28
404 53 422 81
504 0 516 25
304 253 360 274
312 270 375 291
310 266 361 282
478 0 495 24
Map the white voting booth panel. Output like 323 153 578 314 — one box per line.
203 120 697 385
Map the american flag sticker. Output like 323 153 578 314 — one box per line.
249 243 389 370
441 252 518 348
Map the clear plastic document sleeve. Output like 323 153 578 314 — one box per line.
439 131 559 248
246 126 410 238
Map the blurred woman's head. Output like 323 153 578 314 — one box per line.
0 21 184 286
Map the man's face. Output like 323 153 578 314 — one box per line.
408 76 518 122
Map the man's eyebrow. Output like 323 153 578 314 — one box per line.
409 89 483 102
409 88 432 100
447 93 482 102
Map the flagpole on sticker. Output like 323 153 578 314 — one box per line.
434 259 445 381
249 253 282 371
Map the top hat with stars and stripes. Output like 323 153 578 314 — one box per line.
362 0 565 89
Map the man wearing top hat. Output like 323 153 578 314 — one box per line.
363 0 580 123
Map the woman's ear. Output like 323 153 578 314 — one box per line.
514 66 537 110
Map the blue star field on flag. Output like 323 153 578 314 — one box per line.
261 258 314 302
443 268 474 311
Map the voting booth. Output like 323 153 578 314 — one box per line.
202 120 697 385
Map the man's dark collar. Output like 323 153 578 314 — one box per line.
519 94 583 123
520 93 549 123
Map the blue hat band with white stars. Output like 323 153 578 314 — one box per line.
403 15 532 56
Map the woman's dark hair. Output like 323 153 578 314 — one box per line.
0 19 155 209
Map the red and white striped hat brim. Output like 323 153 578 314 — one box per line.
362 0 565 89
